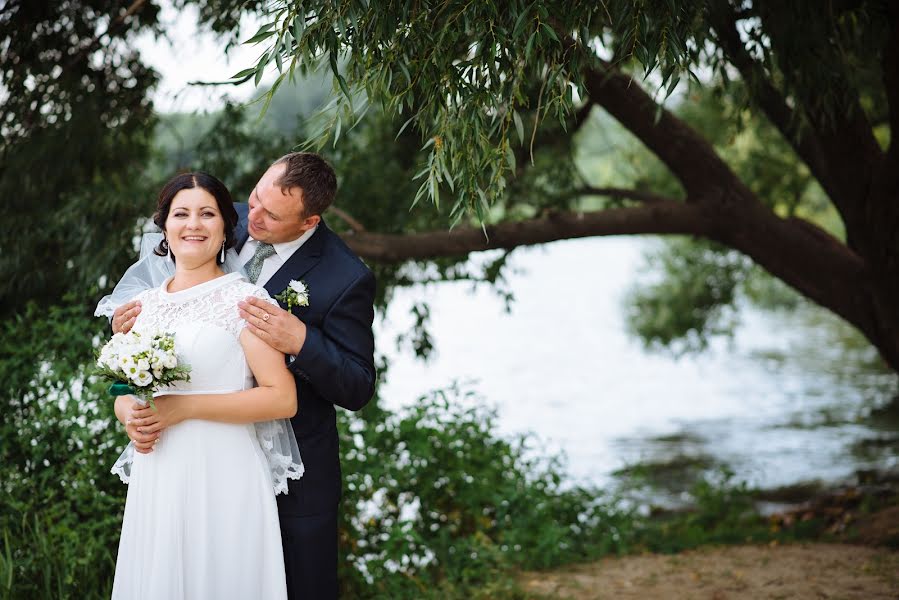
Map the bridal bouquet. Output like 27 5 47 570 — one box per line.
95 330 190 409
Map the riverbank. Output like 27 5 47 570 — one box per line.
520 481 899 599
520 542 898 599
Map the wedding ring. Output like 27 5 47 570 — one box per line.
262 313 270 322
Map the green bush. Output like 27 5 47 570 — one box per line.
335 385 636 598
0 300 125 599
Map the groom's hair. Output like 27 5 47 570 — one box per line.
272 152 337 218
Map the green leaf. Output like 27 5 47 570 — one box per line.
333 112 342 146
292 14 306 45
505 145 516 170
512 110 524 145
229 67 257 80
411 180 428 209
525 30 537 59
243 27 277 45
395 115 416 140
430 171 440 208
330 51 352 101
664 74 680 99
512 7 531 38
254 56 267 87
399 61 411 86
541 22 560 45
442 163 455 191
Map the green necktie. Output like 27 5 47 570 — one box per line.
245 242 276 284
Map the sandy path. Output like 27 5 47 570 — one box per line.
520 543 899 599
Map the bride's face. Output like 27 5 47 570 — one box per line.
165 187 226 269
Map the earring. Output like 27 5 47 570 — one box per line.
219 241 226 264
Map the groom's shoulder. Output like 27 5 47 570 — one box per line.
320 226 372 280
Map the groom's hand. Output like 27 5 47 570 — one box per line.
112 300 141 334
239 297 307 356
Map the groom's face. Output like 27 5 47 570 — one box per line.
247 164 319 244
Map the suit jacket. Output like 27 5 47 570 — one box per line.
235 204 376 516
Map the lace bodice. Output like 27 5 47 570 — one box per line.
132 272 274 395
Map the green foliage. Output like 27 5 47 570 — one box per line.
198 0 895 359
233 1 609 220
0 1 164 318
178 102 298 201
335 385 635 597
0 299 126 599
631 471 823 554
231 0 890 218
625 239 749 354
599 83 835 352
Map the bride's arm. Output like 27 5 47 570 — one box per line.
129 330 297 435
181 329 297 422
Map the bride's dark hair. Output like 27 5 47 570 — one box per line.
153 172 239 264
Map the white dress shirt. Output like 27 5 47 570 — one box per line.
238 225 318 288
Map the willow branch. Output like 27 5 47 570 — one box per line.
344 202 713 262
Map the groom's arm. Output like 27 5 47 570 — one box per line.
241 269 377 412
289 269 377 412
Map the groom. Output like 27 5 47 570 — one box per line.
112 152 376 598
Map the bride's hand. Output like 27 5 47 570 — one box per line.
130 395 189 446
124 399 159 454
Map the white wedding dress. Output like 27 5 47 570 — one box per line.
110 272 299 600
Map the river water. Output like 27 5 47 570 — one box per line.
375 237 898 497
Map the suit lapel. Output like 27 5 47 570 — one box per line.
263 222 327 299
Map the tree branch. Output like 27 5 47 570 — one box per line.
750 3 882 226
576 186 675 204
884 2 899 164
344 202 714 262
326 205 366 233
709 5 834 196
581 62 753 203
346 199 870 346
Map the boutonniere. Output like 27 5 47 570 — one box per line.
275 279 310 311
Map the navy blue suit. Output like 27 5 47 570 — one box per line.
235 204 376 598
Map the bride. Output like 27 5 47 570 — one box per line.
102 172 301 599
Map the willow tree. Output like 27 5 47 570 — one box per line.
223 0 899 370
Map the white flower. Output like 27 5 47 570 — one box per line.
276 279 310 309
162 353 177 369
131 370 153 387
135 358 150 372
